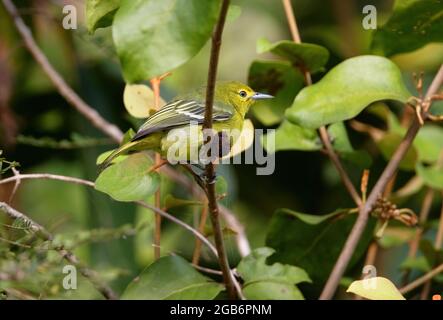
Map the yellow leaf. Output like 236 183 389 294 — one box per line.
123 84 165 118
347 277 406 300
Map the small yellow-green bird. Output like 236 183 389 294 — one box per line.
100 81 273 169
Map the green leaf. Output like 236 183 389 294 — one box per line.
86 0 120 33
113 0 221 82
123 84 165 118
414 125 443 163
371 0 443 56
285 55 411 129
400 256 431 273
347 277 405 300
257 38 329 73
416 163 443 190
237 247 311 300
261 121 320 153
95 152 160 201
266 208 375 283
328 122 372 168
122 255 223 299
378 133 418 171
248 60 304 126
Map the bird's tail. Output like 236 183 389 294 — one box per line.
98 140 141 172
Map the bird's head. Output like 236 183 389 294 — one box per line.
215 81 273 115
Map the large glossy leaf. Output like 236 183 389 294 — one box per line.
416 163 443 190
371 0 443 56
237 247 311 300
113 0 220 82
261 121 320 153
378 133 418 171
86 0 120 32
285 56 411 129
347 277 405 300
122 255 223 299
266 208 375 283
248 60 304 125
95 152 160 201
257 38 329 73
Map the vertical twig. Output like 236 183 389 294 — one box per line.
192 200 209 265
202 0 236 299
320 64 443 300
150 75 167 260
420 195 443 299
282 0 362 206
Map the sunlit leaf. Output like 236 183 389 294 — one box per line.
285 56 411 129
347 277 405 300
95 152 159 201
123 84 165 118
257 38 329 73
113 0 221 82
122 255 223 299
371 0 443 56
237 247 311 300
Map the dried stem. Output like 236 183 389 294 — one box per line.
0 201 118 300
202 0 236 299
320 64 443 300
282 0 362 206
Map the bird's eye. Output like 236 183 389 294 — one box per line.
239 90 247 98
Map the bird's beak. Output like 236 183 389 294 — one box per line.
251 92 274 100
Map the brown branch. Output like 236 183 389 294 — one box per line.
400 263 443 295
3 0 251 257
320 64 443 300
202 0 236 299
0 201 118 300
1 0 123 142
282 0 362 206
0 173 218 258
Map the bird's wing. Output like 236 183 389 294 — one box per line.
132 99 234 141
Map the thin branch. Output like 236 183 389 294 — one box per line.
420 194 443 299
3 0 251 257
1 0 122 142
0 201 118 300
320 64 443 300
281 0 362 206
192 200 208 265
0 173 218 258
202 0 236 299
400 263 443 295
